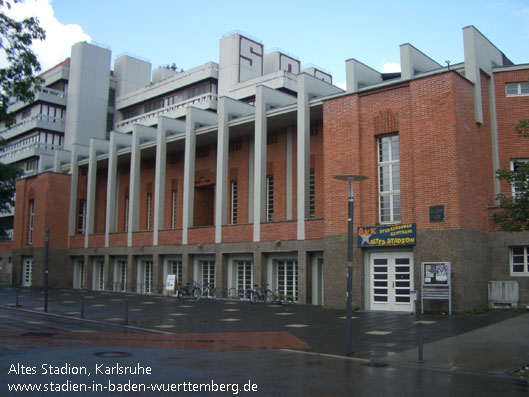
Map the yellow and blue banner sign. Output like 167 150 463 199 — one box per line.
357 223 416 247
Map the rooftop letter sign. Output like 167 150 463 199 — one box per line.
357 223 416 247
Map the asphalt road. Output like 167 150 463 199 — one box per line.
0 286 527 396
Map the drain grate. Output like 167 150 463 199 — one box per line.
21 332 56 337
94 351 132 358
361 361 389 368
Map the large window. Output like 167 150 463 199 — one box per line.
511 160 528 199
146 194 153 230
378 135 401 223
309 168 316 219
171 189 178 229
506 82 529 97
28 200 34 244
78 199 86 234
511 247 529 276
266 175 274 222
231 180 238 224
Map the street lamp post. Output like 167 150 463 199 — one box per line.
44 228 49 313
334 174 367 356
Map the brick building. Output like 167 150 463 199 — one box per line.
1 26 528 312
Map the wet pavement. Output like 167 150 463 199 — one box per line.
1 285 528 395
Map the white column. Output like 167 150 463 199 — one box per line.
215 99 229 243
105 132 131 247
182 110 197 245
68 145 88 242
128 125 156 247
297 74 310 240
286 126 293 220
85 139 109 248
182 108 218 245
247 136 254 224
253 86 267 242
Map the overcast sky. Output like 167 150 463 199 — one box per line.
4 0 529 88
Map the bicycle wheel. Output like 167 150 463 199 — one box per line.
250 291 258 305
192 287 202 300
263 290 274 303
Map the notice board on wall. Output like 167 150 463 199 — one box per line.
421 262 452 315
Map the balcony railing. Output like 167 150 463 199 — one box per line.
0 114 65 138
0 140 62 162
115 93 217 131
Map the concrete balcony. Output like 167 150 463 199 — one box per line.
115 62 219 110
0 140 62 165
0 115 65 140
114 93 218 133
8 87 67 114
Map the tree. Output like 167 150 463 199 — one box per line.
0 0 46 126
491 119 529 231
0 0 45 237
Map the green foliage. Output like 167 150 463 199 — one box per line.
514 119 529 138
492 160 529 232
0 0 46 126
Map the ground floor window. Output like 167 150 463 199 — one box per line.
511 246 529 275
201 260 215 288
73 258 85 289
168 259 183 287
114 259 127 291
275 259 298 302
144 260 154 293
236 260 253 292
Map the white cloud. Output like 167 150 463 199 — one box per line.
381 62 401 73
336 80 347 90
5 0 91 71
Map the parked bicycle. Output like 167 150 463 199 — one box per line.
246 284 274 305
177 282 201 300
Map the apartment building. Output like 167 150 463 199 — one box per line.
1 27 528 312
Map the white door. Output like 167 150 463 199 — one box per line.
22 257 33 287
370 252 413 312
144 260 153 294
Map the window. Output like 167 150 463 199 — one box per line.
236 260 253 292
309 168 316 219
78 199 86 234
266 175 274 222
169 259 183 286
231 181 238 224
171 189 178 229
275 259 298 302
506 82 529 96
124 197 129 232
511 160 528 199
28 200 34 244
378 135 401 223
144 260 153 293
146 194 153 230
511 247 529 275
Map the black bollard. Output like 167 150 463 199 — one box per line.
417 321 424 363
124 298 129 326
15 287 20 307
80 293 85 319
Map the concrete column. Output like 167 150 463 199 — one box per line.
297 75 310 241
182 108 218 245
253 86 267 242
248 136 254 223
105 134 118 247
128 125 156 246
182 110 197 245
105 132 132 246
215 99 229 243
85 140 109 248
68 145 86 238
153 122 168 246
286 127 293 220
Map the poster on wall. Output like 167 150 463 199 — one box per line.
357 223 416 247
166 274 177 292
422 262 450 285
